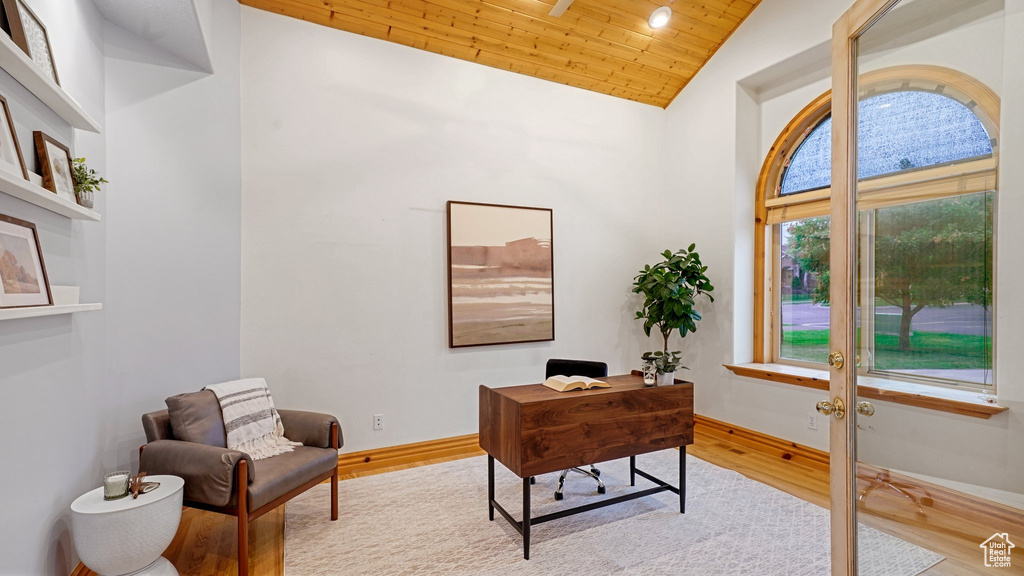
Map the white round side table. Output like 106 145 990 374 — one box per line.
71 475 184 576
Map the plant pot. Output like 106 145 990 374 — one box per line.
76 189 95 210
656 371 675 386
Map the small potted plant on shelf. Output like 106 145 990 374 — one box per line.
71 157 107 210
633 244 714 385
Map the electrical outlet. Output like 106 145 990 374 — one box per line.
373 414 384 431
807 412 818 431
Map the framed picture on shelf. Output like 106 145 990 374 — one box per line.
34 131 76 204
1 0 58 85
0 212 51 308
446 201 554 348
0 94 26 180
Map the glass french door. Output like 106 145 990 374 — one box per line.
829 0 1019 574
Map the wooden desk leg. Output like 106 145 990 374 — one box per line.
522 477 531 560
630 455 636 487
488 456 495 522
679 446 687 514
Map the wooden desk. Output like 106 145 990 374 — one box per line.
479 373 694 558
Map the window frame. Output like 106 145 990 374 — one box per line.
754 65 1000 389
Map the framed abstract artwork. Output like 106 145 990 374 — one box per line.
1 0 59 85
0 94 27 180
34 131 75 203
0 212 51 308
447 201 554 348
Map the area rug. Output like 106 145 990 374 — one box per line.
285 450 943 575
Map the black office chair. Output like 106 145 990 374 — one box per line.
545 358 608 500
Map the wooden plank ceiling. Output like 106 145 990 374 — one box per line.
239 0 760 108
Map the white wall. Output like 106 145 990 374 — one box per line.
665 0 1024 496
0 1 241 573
664 0 851 452
104 0 242 406
239 7 667 452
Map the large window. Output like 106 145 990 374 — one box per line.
756 66 997 388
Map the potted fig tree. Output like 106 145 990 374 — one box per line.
633 244 714 385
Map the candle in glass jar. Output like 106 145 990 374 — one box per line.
103 472 129 500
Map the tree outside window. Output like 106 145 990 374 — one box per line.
785 193 993 385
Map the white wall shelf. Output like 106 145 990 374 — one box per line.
0 32 101 133
0 167 101 220
0 303 102 321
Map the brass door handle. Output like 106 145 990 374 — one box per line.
815 398 846 419
828 351 845 369
856 401 875 417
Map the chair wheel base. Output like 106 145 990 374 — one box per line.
554 492 563 500
597 486 606 494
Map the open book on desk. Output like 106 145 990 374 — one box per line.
542 375 610 392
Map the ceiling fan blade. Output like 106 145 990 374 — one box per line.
548 0 575 17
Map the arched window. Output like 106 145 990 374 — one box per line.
780 116 832 195
780 92 994 196
754 65 998 388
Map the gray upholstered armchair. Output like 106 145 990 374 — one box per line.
140 390 342 576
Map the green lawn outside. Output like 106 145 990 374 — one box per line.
780 330 831 364
780 329 992 369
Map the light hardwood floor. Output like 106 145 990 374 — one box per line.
691 424 1023 576
76 427 1021 575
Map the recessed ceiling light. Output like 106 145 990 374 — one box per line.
649 6 671 29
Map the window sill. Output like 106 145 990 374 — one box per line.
723 363 1008 419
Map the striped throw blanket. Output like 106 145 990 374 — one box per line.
205 378 301 460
